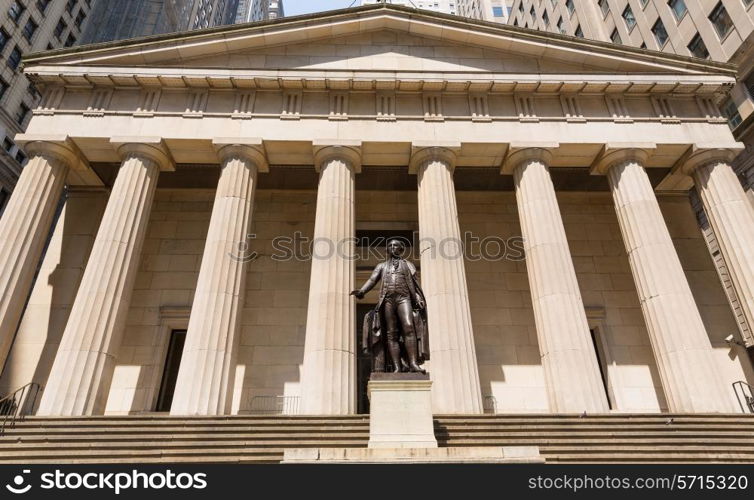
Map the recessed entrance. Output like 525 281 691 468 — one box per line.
155 329 186 412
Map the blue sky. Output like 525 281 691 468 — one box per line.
285 0 362 16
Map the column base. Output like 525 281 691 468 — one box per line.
281 446 545 464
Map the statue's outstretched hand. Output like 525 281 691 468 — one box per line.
350 289 365 299
416 298 426 310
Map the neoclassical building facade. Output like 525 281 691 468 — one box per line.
0 4 752 417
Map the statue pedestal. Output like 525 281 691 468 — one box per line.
367 373 437 448
281 372 545 463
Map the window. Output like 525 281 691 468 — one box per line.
574 24 583 37
721 99 742 128
611 28 622 44
598 0 609 16
557 16 565 33
543 9 549 25
22 18 37 42
14 149 26 163
652 18 669 46
623 5 636 30
64 33 76 47
687 33 709 58
640 41 647 49
492 6 504 17
36 0 50 12
668 0 687 20
7 46 22 70
566 0 575 15
0 189 8 218
66 0 76 14
709 2 734 38
74 9 86 28
641 0 649 6
54 19 66 39
530 5 535 17
8 1 25 23
3 137 12 151
15 102 30 125
0 79 8 100
0 28 9 52
745 71 754 98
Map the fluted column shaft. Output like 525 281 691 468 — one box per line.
512 152 609 413
692 158 754 346
0 144 72 371
414 148 483 414
300 147 359 415
37 147 166 416
171 146 263 415
606 156 735 412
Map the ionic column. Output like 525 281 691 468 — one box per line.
0 140 80 371
37 140 173 416
504 148 609 413
412 147 483 414
170 142 267 415
686 149 754 348
599 148 735 412
300 145 360 415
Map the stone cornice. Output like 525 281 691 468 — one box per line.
24 67 734 96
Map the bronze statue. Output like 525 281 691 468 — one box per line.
351 239 429 374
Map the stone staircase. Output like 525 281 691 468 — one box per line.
435 414 754 463
0 413 752 463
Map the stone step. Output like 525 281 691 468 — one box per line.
2 425 369 435
0 428 754 444
0 440 368 453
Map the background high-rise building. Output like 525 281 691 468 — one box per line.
360 0 510 22
80 0 240 44
235 0 284 23
0 0 95 213
506 1 754 143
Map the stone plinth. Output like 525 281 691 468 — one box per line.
282 446 545 464
368 373 437 449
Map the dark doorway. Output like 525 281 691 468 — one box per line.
357 304 375 414
590 328 613 410
155 329 186 412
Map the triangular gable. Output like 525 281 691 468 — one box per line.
23 4 736 78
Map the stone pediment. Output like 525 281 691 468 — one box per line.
24 4 735 80
163 30 615 74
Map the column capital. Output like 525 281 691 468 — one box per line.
501 142 558 175
680 144 744 175
313 142 362 173
409 143 460 174
110 137 175 172
14 134 88 171
212 138 269 172
590 143 656 175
